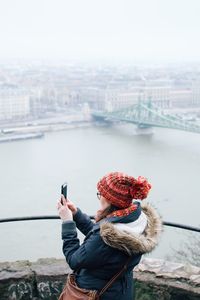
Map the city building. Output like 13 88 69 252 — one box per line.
170 89 193 108
0 84 30 121
192 81 200 107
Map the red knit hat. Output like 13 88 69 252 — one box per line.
97 172 152 209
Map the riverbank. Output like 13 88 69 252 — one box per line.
0 119 93 143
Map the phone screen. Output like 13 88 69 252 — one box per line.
61 182 67 204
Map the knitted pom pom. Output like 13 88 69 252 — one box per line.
129 176 152 200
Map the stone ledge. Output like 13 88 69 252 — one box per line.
134 258 200 286
0 257 199 300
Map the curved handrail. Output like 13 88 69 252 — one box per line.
0 215 199 232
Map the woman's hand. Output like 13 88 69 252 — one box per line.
65 197 78 216
57 195 73 221
57 195 77 221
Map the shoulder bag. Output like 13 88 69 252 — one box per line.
58 255 132 300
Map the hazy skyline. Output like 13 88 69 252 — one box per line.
0 0 200 63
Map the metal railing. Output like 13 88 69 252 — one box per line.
0 215 200 232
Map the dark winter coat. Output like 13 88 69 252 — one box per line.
61 201 163 300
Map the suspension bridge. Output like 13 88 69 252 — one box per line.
91 99 200 134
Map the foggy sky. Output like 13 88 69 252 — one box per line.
0 0 200 62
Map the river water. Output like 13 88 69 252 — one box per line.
0 123 199 264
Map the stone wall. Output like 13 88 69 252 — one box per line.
0 257 199 300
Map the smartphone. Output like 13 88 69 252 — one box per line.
61 182 68 204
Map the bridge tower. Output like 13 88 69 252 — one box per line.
136 97 154 134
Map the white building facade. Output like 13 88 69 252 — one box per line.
0 85 30 121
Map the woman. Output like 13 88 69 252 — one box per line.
57 171 163 300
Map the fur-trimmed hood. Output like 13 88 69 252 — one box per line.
99 202 164 256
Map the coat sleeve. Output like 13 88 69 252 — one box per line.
71 207 95 236
61 220 113 271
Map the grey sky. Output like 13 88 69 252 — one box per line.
0 0 200 62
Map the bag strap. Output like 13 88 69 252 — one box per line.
98 255 132 296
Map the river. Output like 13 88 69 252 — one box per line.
0 123 199 264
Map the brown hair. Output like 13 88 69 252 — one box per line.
95 204 119 223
